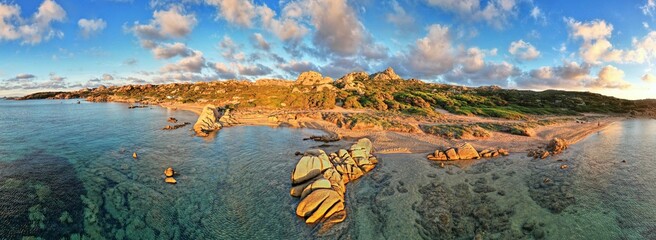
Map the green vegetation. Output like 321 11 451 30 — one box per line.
18 71 656 119
420 124 491 139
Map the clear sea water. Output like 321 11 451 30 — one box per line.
1 99 655 239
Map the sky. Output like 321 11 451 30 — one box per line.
0 0 655 99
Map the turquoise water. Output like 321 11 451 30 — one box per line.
1 99 656 239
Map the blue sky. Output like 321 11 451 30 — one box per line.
1 0 655 99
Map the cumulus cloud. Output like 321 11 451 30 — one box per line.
386 0 414 28
251 33 270 51
565 18 623 64
78 18 106 38
515 61 592 89
49 73 66 81
591 65 630 89
160 50 206 73
445 61 520 86
508 39 540 61
257 4 308 41
425 0 519 29
151 42 191 59
292 0 365 56
206 0 257 27
131 6 197 40
0 0 66 45
279 60 320 75
220 36 245 61
403 24 455 77
237 63 272 76
209 62 237 79
102 73 114 81
643 73 656 83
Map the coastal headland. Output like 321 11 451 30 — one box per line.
19 67 654 155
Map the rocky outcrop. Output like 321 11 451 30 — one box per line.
193 105 231 137
335 72 367 94
290 138 378 226
528 138 569 159
428 143 509 161
164 167 176 184
163 122 191 130
369 67 401 81
296 71 333 86
547 138 568 154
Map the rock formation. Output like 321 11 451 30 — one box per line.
296 71 334 86
369 67 400 81
527 138 569 159
427 143 509 161
167 117 178 123
193 105 221 136
290 138 378 226
164 167 176 184
163 122 191 130
335 72 367 94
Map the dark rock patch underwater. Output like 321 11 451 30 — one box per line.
0 151 85 239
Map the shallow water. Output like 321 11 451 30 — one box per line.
1 99 655 239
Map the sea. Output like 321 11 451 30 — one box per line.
1 99 655 239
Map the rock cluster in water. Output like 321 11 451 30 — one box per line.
527 138 568 159
193 105 238 137
427 143 508 161
290 138 378 225
163 122 190 130
164 167 176 184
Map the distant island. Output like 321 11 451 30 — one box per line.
17 67 656 154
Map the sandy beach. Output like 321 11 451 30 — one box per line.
160 102 621 155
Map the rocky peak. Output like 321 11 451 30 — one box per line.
296 71 333 86
369 67 400 81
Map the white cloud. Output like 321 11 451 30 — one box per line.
219 36 245 61
206 0 257 27
160 50 206 73
78 18 106 38
237 63 272 76
591 65 630 89
642 0 656 16
251 33 270 51
131 6 197 40
209 62 237 79
642 73 656 82
516 61 591 89
0 0 66 45
151 42 191 59
404 24 455 77
565 18 624 64
279 60 320 75
102 73 114 81
257 5 308 41
386 0 414 28
509 39 540 61
293 0 365 56
425 0 519 29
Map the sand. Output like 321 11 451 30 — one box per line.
160 102 623 155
